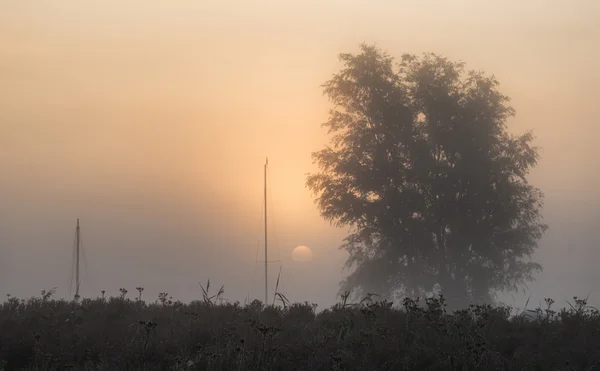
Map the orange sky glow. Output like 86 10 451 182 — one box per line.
1 0 599 309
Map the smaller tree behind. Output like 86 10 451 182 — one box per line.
307 44 546 310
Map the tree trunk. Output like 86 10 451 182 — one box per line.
439 269 469 312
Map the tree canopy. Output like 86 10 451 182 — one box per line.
306 44 547 310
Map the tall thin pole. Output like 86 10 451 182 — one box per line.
75 218 80 298
264 158 268 304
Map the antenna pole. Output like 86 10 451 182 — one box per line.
264 158 268 305
75 218 80 299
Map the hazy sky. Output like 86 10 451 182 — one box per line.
1 0 599 311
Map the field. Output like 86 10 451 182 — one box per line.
1 286 600 371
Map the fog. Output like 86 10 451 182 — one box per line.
1 0 599 312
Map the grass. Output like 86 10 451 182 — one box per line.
1 284 600 371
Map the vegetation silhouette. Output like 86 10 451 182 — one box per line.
2 288 600 370
307 44 547 311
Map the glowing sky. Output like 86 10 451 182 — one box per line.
1 0 599 310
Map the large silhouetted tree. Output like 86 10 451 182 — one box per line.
306 44 547 310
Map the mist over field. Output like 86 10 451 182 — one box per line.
1 0 599 314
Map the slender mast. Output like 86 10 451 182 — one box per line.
75 218 80 298
264 158 268 304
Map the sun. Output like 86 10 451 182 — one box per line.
292 245 313 263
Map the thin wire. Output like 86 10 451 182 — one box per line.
255 194 264 263
267 164 281 263
68 230 77 299
250 181 265 300
267 163 284 296
80 236 94 296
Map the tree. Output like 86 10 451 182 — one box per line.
306 44 547 310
